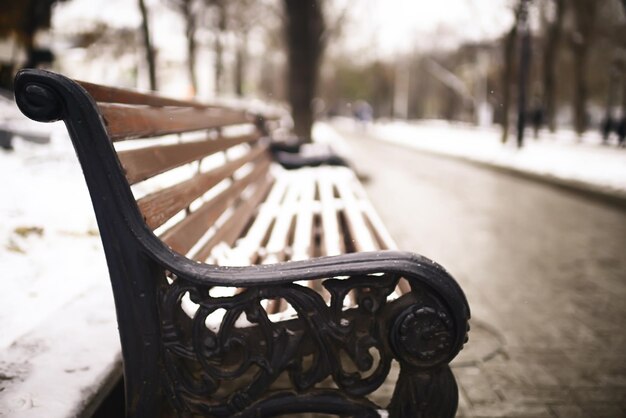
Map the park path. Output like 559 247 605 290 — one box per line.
334 126 626 417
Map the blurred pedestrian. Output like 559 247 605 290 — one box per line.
601 115 614 144
616 116 626 148
354 100 373 131
530 105 544 139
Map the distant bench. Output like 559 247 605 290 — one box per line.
14 69 470 417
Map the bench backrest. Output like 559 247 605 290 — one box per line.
23 71 281 263
80 81 279 262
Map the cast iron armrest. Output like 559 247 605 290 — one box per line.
144 232 470 416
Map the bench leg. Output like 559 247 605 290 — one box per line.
388 365 458 418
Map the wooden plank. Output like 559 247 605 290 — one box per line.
78 80 212 108
228 176 289 265
99 103 252 141
334 172 378 253
291 173 332 302
160 159 271 255
137 146 269 230
318 171 344 257
118 132 261 184
262 173 306 314
291 172 316 261
263 173 302 263
191 175 274 262
348 176 410 294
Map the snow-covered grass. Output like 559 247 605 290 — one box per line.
331 118 626 198
0 122 109 349
0 103 122 416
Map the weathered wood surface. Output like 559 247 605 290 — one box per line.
118 132 261 184
100 103 252 141
78 80 211 108
137 144 268 230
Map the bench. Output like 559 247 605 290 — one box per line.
14 69 470 418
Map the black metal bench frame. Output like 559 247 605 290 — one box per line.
15 69 470 418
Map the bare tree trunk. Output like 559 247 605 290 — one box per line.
213 2 226 95
570 0 597 136
182 0 198 94
542 0 564 132
501 24 518 144
234 32 248 97
283 0 325 143
572 43 589 135
517 4 531 149
138 0 157 91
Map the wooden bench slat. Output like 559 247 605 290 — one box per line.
334 172 378 253
263 174 302 262
318 172 344 257
137 145 269 230
228 176 290 265
79 80 211 108
99 103 252 141
160 159 271 255
291 173 316 261
347 176 410 294
192 175 274 262
262 177 298 313
119 132 261 184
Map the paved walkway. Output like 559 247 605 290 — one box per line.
327 125 626 417
330 119 626 205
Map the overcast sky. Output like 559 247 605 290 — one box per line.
338 0 514 58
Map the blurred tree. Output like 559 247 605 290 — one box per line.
205 0 226 95
541 0 564 132
167 0 200 94
500 5 520 143
138 0 158 90
283 0 325 142
570 0 598 135
0 0 68 69
225 0 262 97
516 0 531 148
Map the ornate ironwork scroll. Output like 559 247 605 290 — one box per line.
158 270 467 417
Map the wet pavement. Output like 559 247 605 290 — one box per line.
337 128 626 417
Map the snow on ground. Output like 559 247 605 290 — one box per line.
330 118 626 198
0 102 120 417
0 120 109 349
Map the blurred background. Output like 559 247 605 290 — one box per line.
1 0 626 144
2 1 626 417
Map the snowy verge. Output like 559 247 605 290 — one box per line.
0 282 121 418
1 113 120 415
328 118 626 202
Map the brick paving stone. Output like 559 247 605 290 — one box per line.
549 404 587 417
454 366 502 406
463 402 555 418
499 386 576 404
572 386 626 403
479 358 527 387
456 388 472 416
580 403 625 418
